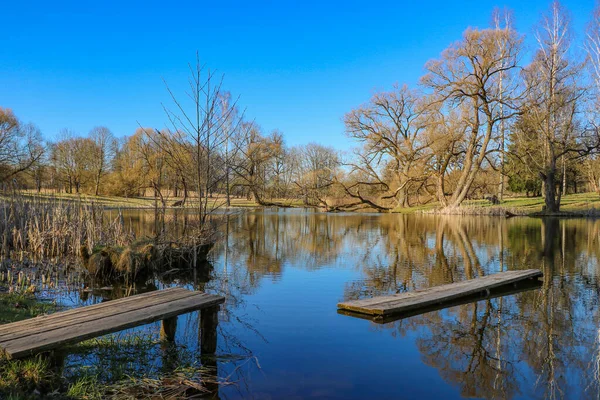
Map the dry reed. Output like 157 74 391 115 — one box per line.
0 193 134 258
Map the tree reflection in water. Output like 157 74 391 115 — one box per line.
118 209 600 399
339 216 600 399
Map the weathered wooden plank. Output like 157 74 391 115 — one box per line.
0 289 203 343
0 287 186 334
337 269 542 316
2 292 225 359
338 278 543 323
0 288 192 335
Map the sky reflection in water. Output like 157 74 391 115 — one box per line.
53 210 600 399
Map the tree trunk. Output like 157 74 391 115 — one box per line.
542 170 560 212
436 174 448 207
94 173 101 196
181 177 188 206
226 165 231 206
561 156 567 196
398 187 408 208
447 108 494 208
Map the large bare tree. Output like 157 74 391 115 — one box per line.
89 126 116 196
513 1 588 212
421 25 522 208
584 2 600 196
343 85 428 211
491 8 515 201
0 108 44 185
293 142 339 208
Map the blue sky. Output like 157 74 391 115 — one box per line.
1 0 596 150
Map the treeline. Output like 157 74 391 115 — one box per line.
0 72 341 213
2 1 600 213
341 2 600 212
1 107 340 205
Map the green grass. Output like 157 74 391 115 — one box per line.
0 293 60 399
0 319 224 399
0 293 56 324
6 190 154 208
478 192 600 214
67 374 103 399
10 189 600 215
393 202 439 214
0 356 61 399
392 192 600 215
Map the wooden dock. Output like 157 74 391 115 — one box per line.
0 287 225 359
338 277 542 323
338 269 542 318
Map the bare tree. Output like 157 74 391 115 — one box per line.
584 2 600 196
231 123 283 205
132 128 169 207
51 130 97 194
514 1 587 212
89 126 116 196
342 85 428 211
422 100 467 207
0 108 45 184
218 91 240 206
293 142 339 208
422 25 522 208
491 8 515 202
158 54 245 235
586 2 600 98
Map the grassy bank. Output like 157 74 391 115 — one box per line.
0 292 56 324
11 191 302 209
0 292 58 399
393 192 600 216
8 190 600 216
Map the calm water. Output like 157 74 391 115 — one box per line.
52 210 600 399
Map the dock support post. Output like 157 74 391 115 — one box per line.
200 305 219 355
161 316 178 341
46 350 66 375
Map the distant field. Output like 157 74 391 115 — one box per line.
5 191 300 209
467 192 600 213
4 191 600 215
396 192 600 215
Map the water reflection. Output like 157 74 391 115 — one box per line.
112 210 600 399
334 215 600 400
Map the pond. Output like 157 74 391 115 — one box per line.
24 210 600 399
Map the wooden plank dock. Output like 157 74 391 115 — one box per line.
338 277 542 323
0 287 225 359
338 269 542 318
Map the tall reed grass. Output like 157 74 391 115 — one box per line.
0 193 133 258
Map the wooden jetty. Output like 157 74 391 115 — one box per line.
0 287 225 359
338 269 542 319
338 277 542 323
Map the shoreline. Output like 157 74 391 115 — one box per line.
3 192 600 218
